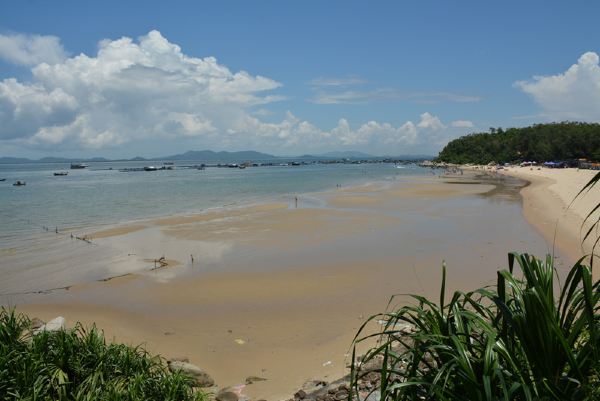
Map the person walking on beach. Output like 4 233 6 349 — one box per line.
295 196 298 208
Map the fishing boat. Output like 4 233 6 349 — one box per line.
0 178 6 182
13 180 26 186
54 172 68 176
144 166 158 171
70 163 88 169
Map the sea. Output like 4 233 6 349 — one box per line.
0 160 431 298
0 160 428 235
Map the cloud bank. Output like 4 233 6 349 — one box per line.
0 30 471 155
0 33 68 66
516 51 600 121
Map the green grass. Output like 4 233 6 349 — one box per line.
350 253 600 401
0 309 206 401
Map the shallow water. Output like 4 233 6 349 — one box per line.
0 161 429 296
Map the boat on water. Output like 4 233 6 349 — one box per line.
70 163 89 169
13 180 26 186
144 166 158 171
54 172 68 176
0 178 6 182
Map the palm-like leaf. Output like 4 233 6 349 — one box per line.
351 253 600 401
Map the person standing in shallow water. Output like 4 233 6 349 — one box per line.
295 196 298 208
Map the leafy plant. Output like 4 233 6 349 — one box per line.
0 309 206 401
350 253 600 400
573 171 600 264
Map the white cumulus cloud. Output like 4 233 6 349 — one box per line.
0 33 68 66
0 30 469 154
515 51 600 121
450 120 474 128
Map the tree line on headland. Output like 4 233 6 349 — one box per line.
437 122 600 164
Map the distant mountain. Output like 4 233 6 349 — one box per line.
318 151 376 158
161 150 277 161
0 157 32 164
0 151 276 164
0 150 431 164
0 156 112 164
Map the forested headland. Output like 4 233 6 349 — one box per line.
437 122 600 164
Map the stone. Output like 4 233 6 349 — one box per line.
334 391 348 401
294 389 307 399
168 356 190 363
45 316 66 331
167 360 214 387
245 376 267 385
30 317 45 330
33 316 66 334
365 390 381 401
216 391 239 401
301 379 328 394
396 323 415 335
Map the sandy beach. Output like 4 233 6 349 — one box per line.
10 171 589 400
497 167 598 275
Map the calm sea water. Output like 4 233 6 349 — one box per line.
0 161 555 302
0 160 428 246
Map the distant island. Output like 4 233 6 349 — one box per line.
0 150 433 164
437 122 600 164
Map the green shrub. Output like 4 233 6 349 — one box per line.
350 253 600 400
0 310 206 401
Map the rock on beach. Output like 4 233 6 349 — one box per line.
32 316 66 334
167 360 215 387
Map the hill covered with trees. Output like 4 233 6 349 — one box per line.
437 122 600 164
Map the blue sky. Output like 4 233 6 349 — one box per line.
1 1 599 158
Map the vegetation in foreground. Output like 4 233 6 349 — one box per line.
351 253 600 400
436 122 600 164
0 311 206 401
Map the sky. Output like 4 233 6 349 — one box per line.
1 1 599 159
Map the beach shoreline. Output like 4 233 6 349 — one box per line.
9 170 578 400
495 167 598 275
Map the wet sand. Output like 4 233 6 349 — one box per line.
13 172 560 400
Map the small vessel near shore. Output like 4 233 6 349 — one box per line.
144 166 158 171
0 178 5 182
13 180 26 186
54 172 68 176
70 163 89 169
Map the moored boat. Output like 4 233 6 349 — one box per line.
70 163 88 169
13 180 26 186
54 172 68 176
